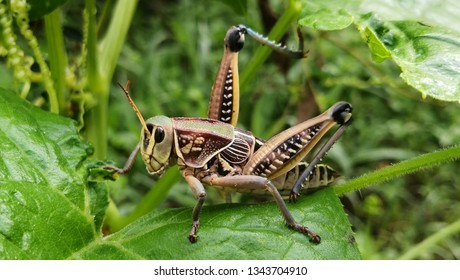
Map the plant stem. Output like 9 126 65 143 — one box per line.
103 199 128 233
239 0 301 92
127 168 180 223
107 168 181 232
334 145 460 196
96 0 114 37
84 0 138 160
44 9 68 115
84 0 140 230
99 0 138 83
84 0 107 159
399 218 460 259
85 0 99 94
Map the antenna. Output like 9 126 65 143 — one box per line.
117 81 151 137
237 25 308 59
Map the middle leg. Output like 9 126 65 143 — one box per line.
201 174 321 243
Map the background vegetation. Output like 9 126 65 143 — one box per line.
1 0 459 259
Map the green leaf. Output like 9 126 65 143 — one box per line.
73 188 360 260
88 181 109 232
27 0 68 19
0 89 358 259
0 89 99 259
298 0 460 101
359 22 392 63
361 17 460 101
299 1 355 30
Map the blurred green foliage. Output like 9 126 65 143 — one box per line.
1 0 459 259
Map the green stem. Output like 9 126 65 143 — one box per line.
84 0 107 159
107 168 181 232
83 0 139 233
84 0 138 160
44 9 68 115
86 94 108 157
239 0 302 92
96 0 114 37
84 59 107 157
99 0 138 82
103 200 127 233
334 145 460 196
399 218 460 260
127 168 180 223
85 0 100 94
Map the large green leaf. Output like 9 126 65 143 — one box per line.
298 0 460 102
0 90 359 259
0 89 99 259
73 188 360 260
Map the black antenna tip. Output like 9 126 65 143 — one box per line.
226 26 246 52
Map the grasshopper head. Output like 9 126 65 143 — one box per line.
141 116 174 175
117 81 173 175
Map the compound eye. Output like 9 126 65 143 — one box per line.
154 126 165 143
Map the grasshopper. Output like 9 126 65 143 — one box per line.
105 25 352 244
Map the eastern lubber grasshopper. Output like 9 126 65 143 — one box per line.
106 25 352 244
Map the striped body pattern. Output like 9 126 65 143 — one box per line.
250 125 321 178
198 125 340 195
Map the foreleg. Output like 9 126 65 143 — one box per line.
181 167 207 243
